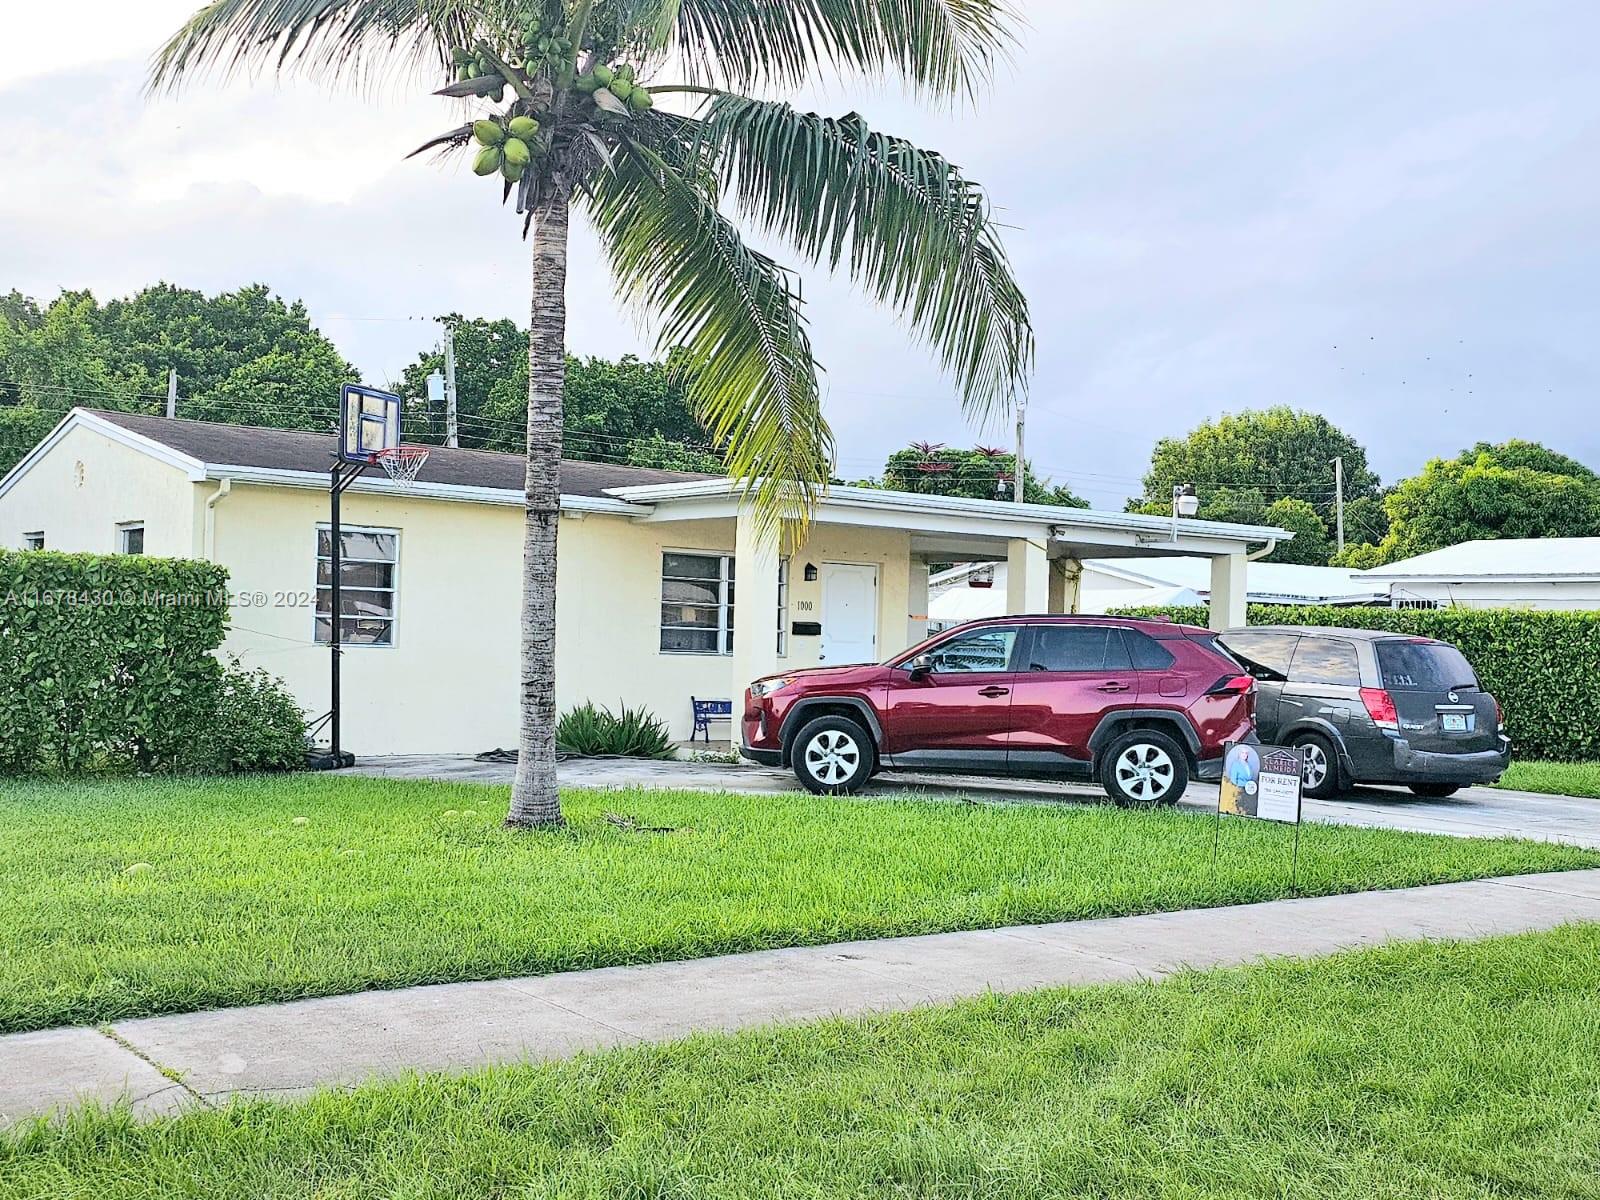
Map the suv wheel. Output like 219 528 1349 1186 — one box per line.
1293 733 1341 799
791 716 875 795
1101 729 1188 807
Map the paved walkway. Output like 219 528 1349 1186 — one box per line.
5 868 1598 1127
352 754 1600 850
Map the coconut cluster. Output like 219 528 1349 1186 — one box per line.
471 115 545 183
574 62 653 115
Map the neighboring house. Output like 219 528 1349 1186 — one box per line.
1361 538 1600 610
929 556 1381 629
0 409 1289 754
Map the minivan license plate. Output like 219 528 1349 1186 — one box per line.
1442 713 1469 733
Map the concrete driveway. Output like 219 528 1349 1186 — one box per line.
349 754 1600 850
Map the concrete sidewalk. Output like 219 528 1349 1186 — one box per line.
4 868 1598 1128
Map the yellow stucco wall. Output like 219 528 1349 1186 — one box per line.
211 486 915 754
1 427 918 755
0 424 200 556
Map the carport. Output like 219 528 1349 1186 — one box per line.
605 479 1290 704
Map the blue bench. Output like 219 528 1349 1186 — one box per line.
691 697 733 743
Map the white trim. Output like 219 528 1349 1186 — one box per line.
0 408 207 501
199 465 641 515
605 477 1289 546
0 410 1288 552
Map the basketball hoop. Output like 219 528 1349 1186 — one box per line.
373 445 430 488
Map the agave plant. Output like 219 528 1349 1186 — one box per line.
152 0 1034 828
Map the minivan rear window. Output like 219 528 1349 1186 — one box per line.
1377 639 1479 692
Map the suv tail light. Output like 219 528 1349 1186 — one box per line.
1495 699 1504 728
1360 687 1399 732
1205 674 1255 696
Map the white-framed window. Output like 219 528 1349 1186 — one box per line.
22 531 44 550
777 557 790 657
315 525 399 646
117 523 145 555
660 550 734 655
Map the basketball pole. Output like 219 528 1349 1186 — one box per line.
328 456 369 767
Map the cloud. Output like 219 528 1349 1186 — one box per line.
3 0 1597 511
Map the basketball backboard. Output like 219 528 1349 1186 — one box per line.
339 385 402 464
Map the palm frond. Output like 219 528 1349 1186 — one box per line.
687 94 1032 422
645 0 1019 97
585 128 832 540
149 0 475 91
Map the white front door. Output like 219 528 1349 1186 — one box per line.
820 563 879 665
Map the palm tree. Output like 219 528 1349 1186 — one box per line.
153 0 1035 828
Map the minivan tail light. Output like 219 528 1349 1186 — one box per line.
1360 687 1399 731
1206 674 1255 696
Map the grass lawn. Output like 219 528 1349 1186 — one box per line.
1497 760 1600 799
1 775 1596 1036
5 926 1599 1198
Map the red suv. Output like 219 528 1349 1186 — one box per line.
741 616 1256 805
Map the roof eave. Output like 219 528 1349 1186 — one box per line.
603 478 1291 544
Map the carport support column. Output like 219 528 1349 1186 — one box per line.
907 559 930 646
1209 553 1248 631
1006 538 1049 614
731 509 782 708
1048 556 1081 615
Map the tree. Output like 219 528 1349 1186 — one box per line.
1136 408 1380 533
156 1 1034 828
1370 443 1600 562
874 443 1085 507
0 284 359 473
398 321 718 463
1260 497 1333 566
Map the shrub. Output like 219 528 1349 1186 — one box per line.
1109 603 1600 761
195 661 307 773
556 701 676 759
0 551 228 773
0 551 306 774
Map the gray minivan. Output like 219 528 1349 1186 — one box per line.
1217 626 1512 798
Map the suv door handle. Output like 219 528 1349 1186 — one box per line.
1096 681 1131 693
977 686 1010 698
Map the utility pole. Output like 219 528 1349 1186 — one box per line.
165 369 178 419
1014 400 1027 508
443 325 459 448
1332 456 1346 553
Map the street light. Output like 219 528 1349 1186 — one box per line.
1171 483 1198 539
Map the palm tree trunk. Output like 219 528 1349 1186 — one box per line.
506 195 570 829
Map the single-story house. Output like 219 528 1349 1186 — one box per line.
929 555 1381 628
0 409 1291 754
1360 538 1600 610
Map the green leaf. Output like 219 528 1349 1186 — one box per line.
586 134 832 542
686 94 1033 421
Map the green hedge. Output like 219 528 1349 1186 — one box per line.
0 551 235 773
1109 604 1600 762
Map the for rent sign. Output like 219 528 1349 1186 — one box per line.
1219 743 1305 824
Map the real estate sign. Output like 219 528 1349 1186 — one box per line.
1219 743 1304 824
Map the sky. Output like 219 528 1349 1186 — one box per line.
1 1 1596 508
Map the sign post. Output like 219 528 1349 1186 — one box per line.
1214 742 1307 893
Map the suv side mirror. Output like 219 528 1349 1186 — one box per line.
906 653 935 680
